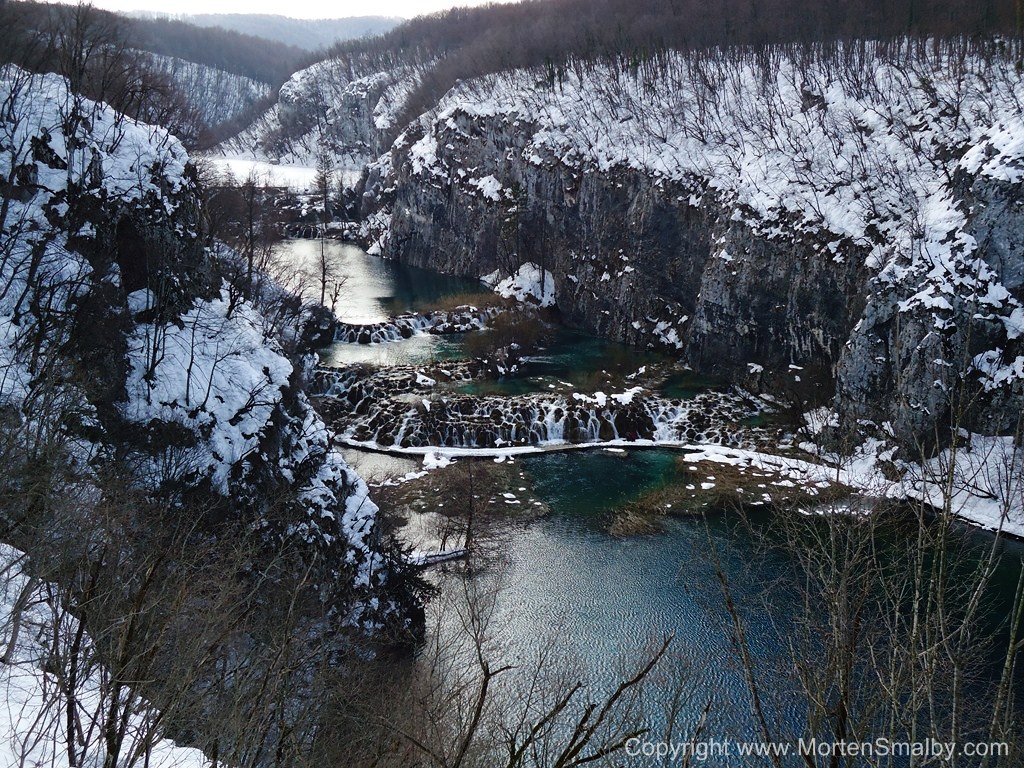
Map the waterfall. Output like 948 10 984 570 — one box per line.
332 306 500 345
313 363 765 450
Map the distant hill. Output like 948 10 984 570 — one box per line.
0 1 318 147
127 15 309 84
3 2 309 85
133 13 401 52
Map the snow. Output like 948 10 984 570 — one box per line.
423 451 453 469
904 435 1024 536
0 68 190 219
409 134 440 176
1004 307 1024 339
214 57 426 171
139 52 270 128
339 458 382 587
469 174 507 201
0 544 211 768
0 64 191 429
652 320 684 349
803 406 839 436
626 366 647 379
203 157 363 192
486 262 556 306
208 157 318 189
611 386 643 405
0 66 397 631
127 288 156 315
122 292 294 493
973 350 1024 392
573 391 607 407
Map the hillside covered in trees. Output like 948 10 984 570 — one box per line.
142 13 402 52
0 1 319 148
326 0 1023 142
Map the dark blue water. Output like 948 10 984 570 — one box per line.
319 246 1024 758
414 448 1024 762
500 451 798 742
407 449 803 756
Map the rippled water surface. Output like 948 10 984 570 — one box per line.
491 451 797 741
323 244 1024 757
347 447 800 744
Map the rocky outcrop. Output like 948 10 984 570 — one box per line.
224 58 422 166
835 172 1024 450
362 46 1024 454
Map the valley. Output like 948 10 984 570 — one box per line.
1 0 1024 765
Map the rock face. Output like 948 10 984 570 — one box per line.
223 58 421 166
373 131 866 387
0 66 419 636
363 45 1024 453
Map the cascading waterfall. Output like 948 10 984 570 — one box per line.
313 364 766 450
332 306 501 344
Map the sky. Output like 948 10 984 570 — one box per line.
75 0 516 19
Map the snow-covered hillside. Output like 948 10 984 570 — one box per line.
212 56 426 170
0 60 429 765
366 41 1023 439
140 52 271 129
0 62 415 638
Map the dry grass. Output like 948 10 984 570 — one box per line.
463 309 548 358
417 291 513 313
372 458 548 523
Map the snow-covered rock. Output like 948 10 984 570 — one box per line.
483 262 556 306
364 41 1024 456
0 64 418 636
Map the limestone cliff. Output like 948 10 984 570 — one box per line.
0 65 419 635
362 42 1024 453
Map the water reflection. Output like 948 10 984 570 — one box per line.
271 239 484 323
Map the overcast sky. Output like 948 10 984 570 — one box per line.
78 0 515 19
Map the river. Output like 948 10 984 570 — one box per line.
278 238 1024 762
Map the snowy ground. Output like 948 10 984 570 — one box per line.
0 545 210 768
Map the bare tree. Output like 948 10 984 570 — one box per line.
712 438 1024 766
314 562 685 768
314 137 334 308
